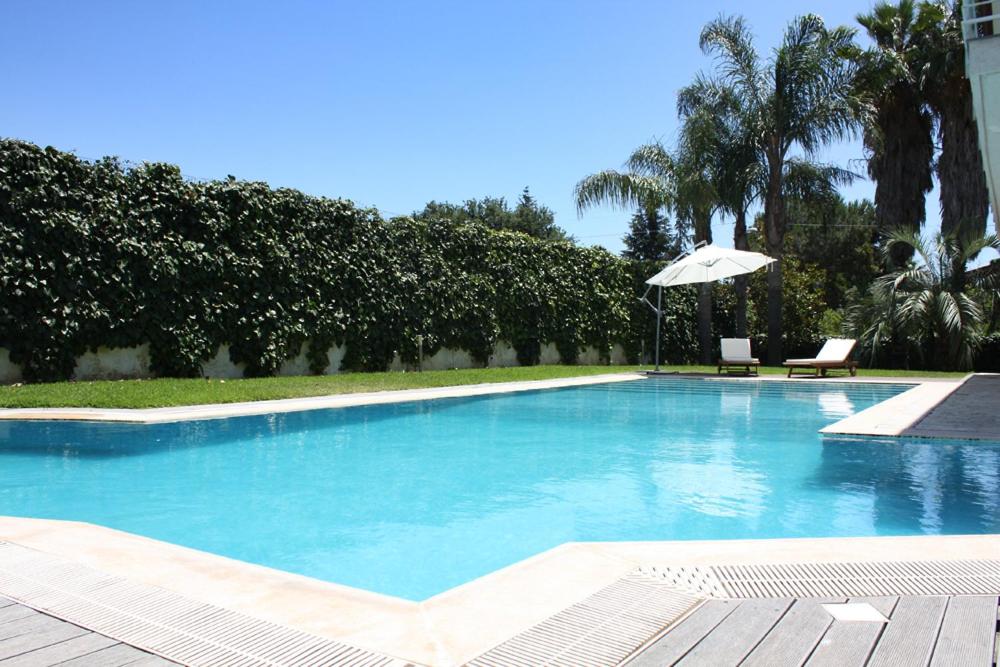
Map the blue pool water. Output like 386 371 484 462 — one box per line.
1 378 998 601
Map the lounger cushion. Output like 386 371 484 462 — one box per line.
815 338 857 362
720 338 754 363
783 339 857 366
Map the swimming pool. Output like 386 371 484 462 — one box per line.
1 378 997 601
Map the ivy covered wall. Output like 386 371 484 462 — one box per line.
0 139 701 382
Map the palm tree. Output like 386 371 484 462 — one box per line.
851 230 999 370
922 1 991 238
574 142 674 222
678 80 761 337
575 142 721 363
854 0 937 266
672 129 721 363
697 15 862 364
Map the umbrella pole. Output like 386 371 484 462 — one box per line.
654 286 662 371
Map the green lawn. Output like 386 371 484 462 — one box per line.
0 365 968 409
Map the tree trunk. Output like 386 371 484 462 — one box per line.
763 155 785 365
733 206 749 338
866 89 934 267
698 282 713 365
694 211 713 365
765 251 782 365
937 77 990 239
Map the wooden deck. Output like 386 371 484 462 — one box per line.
903 374 1000 440
0 596 174 666
627 595 1000 666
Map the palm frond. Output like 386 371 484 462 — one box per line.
625 143 674 179
783 160 859 203
573 171 669 215
699 15 765 104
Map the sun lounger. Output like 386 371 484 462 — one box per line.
718 338 759 376
783 339 858 377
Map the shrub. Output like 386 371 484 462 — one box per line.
0 139 654 381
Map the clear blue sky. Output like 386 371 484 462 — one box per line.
4 0 988 259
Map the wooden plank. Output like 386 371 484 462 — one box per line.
806 597 897 667
0 631 116 666
0 622 90 660
625 600 739 666
676 599 794 666
0 607 38 627
57 643 166 667
929 596 998 667
742 598 845 667
867 596 948 667
0 614 64 641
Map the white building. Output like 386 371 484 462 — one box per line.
964 1 1000 224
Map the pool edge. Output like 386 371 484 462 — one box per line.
2 515 999 666
0 373 644 423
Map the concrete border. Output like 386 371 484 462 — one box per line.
821 380 964 437
0 371 945 425
0 373 643 423
822 373 1000 441
0 517 997 666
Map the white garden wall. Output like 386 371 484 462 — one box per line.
0 341 630 384
74 344 152 380
0 349 22 384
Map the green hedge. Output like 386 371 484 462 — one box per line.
0 139 657 382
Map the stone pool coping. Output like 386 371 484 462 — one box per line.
0 370 955 425
0 517 997 666
822 373 1000 441
821 380 964 438
0 372 644 423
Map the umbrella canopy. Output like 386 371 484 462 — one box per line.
646 244 775 287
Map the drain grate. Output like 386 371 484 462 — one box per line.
0 542 410 667
646 560 1000 599
466 570 700 667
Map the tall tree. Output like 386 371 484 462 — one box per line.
622 207 680 261
697 15 861 364
673 123 721 363
574 142 722 364
855 0 937 266
678 80 761 337
412 188 572 242
511 187 573 241
785 197 881 310
923 1 991 238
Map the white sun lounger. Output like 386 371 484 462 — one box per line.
718 338 759 376
783 338 858 377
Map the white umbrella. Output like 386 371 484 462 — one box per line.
642 243 776 370
646 243 776 287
